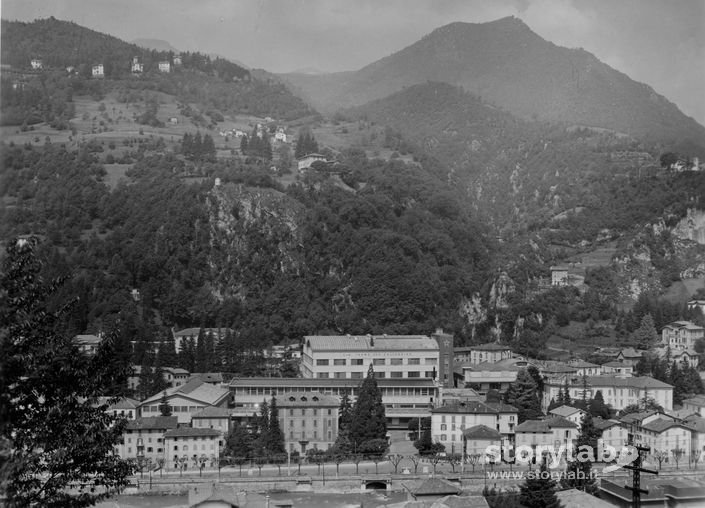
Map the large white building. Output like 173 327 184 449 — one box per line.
301 333 454 387
454 343 513 365
620 411 692 460
542 375 673 412
228 376 438 430
139 378 230 424
278 392 339 454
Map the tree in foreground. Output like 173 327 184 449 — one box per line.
519 461 563 508
0 237 133 506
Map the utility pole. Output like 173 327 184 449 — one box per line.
623 428 657 508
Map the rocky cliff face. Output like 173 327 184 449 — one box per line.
207 182 306 300
673 208 705 245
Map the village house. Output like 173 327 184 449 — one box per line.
74 333 101 356
30 58 43 70
139 378 230 424
115 415 178 463
91 64 104 78
619 411 692 461
164 427 222 471
682 395 705 417
158 61 171 73
274 128 287 143
96 396 140 420
601 360 634 377
593 417 628 451
163 367 190 387
549 405 586 427
687 299 705 316
431 399 518 453
131 56 143 74
461 358 529 394
297 153 327 172
684 415 705 456
661 320 704 350
173 53 182 66
462 424 503 456
550 266 569 286
568 359 601 377
456 343 513 365
277 392 339 454
542 375 673 412
514 416 579 457
191 406 232 435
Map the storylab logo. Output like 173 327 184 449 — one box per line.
482 439 639 472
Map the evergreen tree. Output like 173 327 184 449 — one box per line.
150 347 169 394
348 364 387 451
252 399 270 456
178 336 196 372
563 378 572 406
201 134 216 162
633 313 659 349
519 461 563 508
203 330 216 371
240 134 249 154
562 411 599 494
0 238 133 506
267 397 285 455
138 352 154 400
158 391 172 416
339 389 353 430
195 328 208 372
588 390 611 419
225 420 253 458
505 369 543 423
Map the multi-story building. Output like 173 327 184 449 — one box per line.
173 328 231 352
228 377 438 430
139 378 230 424
514 416 579 454
96 396 139 420
191 406 231 435
164 427 222 470
661 321 704 350
430 400 518 453
301 333 451 386
278 392 339 454
455 343 513 365
593 417 628 451
549 405 586 427
620 411 692 459
460 358 529 394
163 367 190 387
131 56 143 74
116 416 177 463
91 64 104 78
568 359 601 377
158 61 171 73
601 361 633 377
75 334 101 356
542 376 673 413
683 395 705 417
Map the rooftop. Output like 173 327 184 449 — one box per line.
543 416 579 429
468 342 511 351
126 416 178 431
601 477 705 503
141 378 229 406
556 489 615 508
96 396 139 410
192 406 231 418
642 417 689 434
462 424 502 440
684 395 705 407
592 417 621 431
305 335 438 351
75 334 101 345
405 478 463 497
164 427 222 438
277 392 339 407
228 376 437 388
663 321 704 331
568 360 600 368
549 405 583 418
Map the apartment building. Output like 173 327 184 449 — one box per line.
277 392 339 454
455 343 513 365
542 375 673 412
593 417 629 451
460 358 529 394
514 416 579 454
620 411 692 459
116 416 178 463
164 427 222 470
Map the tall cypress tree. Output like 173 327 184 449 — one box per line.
562 412 599 494
267 397 285 455
505 369 543 423
348 364 387 451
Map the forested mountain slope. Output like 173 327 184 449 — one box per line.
282 16 705 154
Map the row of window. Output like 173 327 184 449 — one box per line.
287 430 332 440
316 371 432 379
286 408 333 416
144 405 203 413
235 386 433 397
440 415 515 424
315 357 437 366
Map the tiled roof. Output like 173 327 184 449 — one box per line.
75 334 101 345
684 395 705 407
515 420 551 433
592 417 621 431
602 361 631 368
432 401 498 414
544 416 579 429
539 361 578 373
126 416 178 431
141 378 229 406
164 427 222 438
642 417 689 434
163 367 189 375
190 372 223 383
192 406 231 418
619 411 658 424
556 489 615 508
484 401 519 413
305 335 438 351
550 405 583 418
431 496 490 508
573 376 672 390
96 396 139 410
406 478 462 496
277 392 339 407
684 415 705 433
569 360 600 368
463 424 502 440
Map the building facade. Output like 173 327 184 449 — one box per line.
661 321 704 350
139 378 230 424
116 416 178 463
277 392 339 454
164 427 222 470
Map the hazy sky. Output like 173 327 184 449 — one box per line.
3 0 704 124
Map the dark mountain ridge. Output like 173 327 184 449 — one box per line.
282 16 705 154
